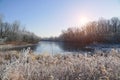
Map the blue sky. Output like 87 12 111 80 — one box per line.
0 0 120 37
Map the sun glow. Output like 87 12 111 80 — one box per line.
79 17 89 25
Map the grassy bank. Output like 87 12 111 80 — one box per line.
0 44 37 51
0 48 120 80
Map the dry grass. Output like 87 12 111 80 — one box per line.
0 48 120 80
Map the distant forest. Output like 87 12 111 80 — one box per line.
60 17 120 45
0 16 40 44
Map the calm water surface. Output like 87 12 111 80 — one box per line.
33 41 93 54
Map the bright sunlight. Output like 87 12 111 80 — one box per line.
79 17 89 25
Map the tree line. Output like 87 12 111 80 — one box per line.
0 16 40 44
60 17 120 45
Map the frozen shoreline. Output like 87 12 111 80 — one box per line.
0 44 37 50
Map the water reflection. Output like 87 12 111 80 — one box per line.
34 41 94 54
59 42 89 52
35 41 64 54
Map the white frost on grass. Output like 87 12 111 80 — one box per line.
0 48 120 80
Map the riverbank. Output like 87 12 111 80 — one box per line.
0 43 37 51
0 48 120 80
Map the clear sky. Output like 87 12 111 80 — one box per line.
0 0 120 37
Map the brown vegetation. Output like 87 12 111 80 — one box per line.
60 17 120 44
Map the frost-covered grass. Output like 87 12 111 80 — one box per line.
0 48 120 80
